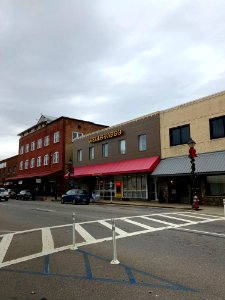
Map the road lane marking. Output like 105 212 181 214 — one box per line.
156 214 195 223
123 218 156 231
42 228 54 253
0 233 14 263
75 224 97 243
98 220 127 236
185 212 224 218
32 208 54 212
176 213 210 220
0 212 224 269
140 216 178 226
172 227 225 238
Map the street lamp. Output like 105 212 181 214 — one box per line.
67 159 73 174
187 138 197 206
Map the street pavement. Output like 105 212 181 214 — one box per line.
1 199 225 299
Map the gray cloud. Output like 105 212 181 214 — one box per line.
1 0 225 159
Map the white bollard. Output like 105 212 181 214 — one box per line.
223 199 225 218
71 212 78 250
110 218 120 265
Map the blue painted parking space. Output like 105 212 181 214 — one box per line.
1 249 197 293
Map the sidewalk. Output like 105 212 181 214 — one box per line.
95 199 225 217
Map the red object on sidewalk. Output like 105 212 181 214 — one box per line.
193 195 199 210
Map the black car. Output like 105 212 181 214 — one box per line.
16 190 34 200
61 189 90 205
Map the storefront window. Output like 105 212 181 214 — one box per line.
123 174 147 199
207 175 225 196
95 177 114 199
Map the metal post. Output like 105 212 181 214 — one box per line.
110 218 120 264
110 181 113 204
71 212 78 250
223 199 225 218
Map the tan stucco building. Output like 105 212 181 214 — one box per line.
153 91 225 205
160 91 225 159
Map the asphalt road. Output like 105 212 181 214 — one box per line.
0 199 225 300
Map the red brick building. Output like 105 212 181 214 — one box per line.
6 115 107 198
0 155 18 188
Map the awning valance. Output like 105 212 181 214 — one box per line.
6 170 60 181
67 156 160 178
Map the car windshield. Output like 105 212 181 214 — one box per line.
66 189 87 195
20 190 29 194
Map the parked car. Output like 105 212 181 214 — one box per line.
0 188 10 201
16 190 34 200
6 189 17 199
61 189 90 205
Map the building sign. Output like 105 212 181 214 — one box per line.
89 130 123 143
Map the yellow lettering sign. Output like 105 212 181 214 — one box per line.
89 130 123 143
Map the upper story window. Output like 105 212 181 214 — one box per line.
31 141 35 151
54 131 60 143
72 131 83 142
44 135 50 147
37 138 42 149
102 143 108 158
25 143 29 153
19 161 23 170
138 134 147 151
25 159 29 169
169 124 190 146
30 158 35 168
77 149 83 162
37 156 41 167
210 115 225 139
119 139 126 154
53 152 59 164
20 145 24 155
44 154 49 165
89 146 94 160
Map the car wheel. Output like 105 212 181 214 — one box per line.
5 198 8 201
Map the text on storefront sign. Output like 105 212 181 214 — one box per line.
89 130 123 143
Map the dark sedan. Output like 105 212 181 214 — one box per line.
16 190 34 200
61 189 90 205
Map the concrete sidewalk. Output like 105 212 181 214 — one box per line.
95 199 225 217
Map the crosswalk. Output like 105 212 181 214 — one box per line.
0 211 224 269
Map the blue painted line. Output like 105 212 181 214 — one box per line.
43 255 50 275
83 251 93 279
125 267 136 284
0 249 198 293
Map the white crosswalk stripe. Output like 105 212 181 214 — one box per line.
123 218 156 231
140 216 178 226
0 212 224 269
98 220 127 236
0 233 14 263
75 224 97 243
42 228 54 253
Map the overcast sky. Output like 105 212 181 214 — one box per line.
1 0 225 160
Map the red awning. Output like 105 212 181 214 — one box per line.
68 156 160 178
6 170 59 181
